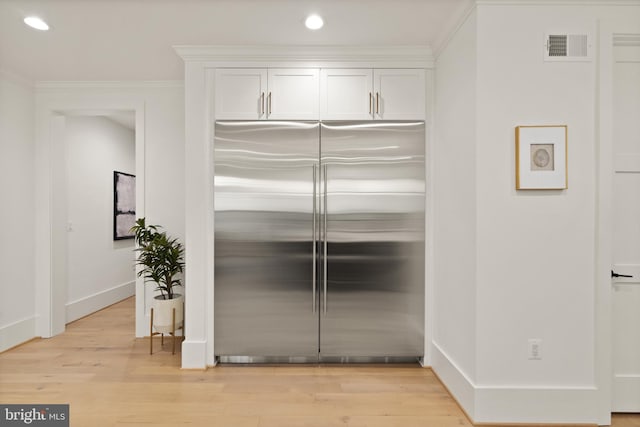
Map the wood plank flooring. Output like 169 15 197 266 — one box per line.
0 297 637 427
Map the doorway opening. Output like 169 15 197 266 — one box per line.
61 112 137 325
37 102 146 340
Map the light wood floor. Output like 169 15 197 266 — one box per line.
0 298 638 427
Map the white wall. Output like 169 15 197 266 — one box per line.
476 2 598 388
64 115 136 323
433 2 640 424
432 7 478 414
0 71 35 352
475 4 598 423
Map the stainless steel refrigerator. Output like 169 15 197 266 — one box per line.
214 120 425 363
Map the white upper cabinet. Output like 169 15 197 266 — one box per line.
215 69 268 120
374 69 425 120
267 69 319 120
214 68 319 120
216 67 424 121
320 69 374 120
321 68 425 120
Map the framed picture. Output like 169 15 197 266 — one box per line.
113 171 136 240
515 125 568 190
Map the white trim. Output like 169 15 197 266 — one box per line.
424 69 436 366
134 102 147 338
595 23 614 427
612 374 640 411
35 81 184 90
432 341 601 423
66 281 135 324
433 0 477 60
205 69 216 367
50 115 67 337
182 61 211 368
431 341 476 419
474 385 599 424
181 340 209 369
173 45 434 69
0 317 36 353
34 89 146 339
596 15 640 423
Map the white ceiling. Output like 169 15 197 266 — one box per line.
0 0 469 82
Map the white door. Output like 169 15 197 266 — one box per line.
320 69 373 120
267 68 319 120
373 69 425 120
214 69 268 120
612 41 640 412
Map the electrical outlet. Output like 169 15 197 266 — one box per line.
528 339 542 360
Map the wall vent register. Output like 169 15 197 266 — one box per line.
544 33 590 61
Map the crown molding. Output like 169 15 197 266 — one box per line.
35 80 184 91
173 45 434 68
432 0 477 60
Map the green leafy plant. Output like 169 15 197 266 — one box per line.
131 217 185 300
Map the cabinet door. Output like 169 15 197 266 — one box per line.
320 69 373 120
373 69 425 120
267 69 319 120
215 69 268 120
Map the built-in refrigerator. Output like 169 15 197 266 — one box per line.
214 120 425 363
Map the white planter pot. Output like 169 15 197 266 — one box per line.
152 294 184 334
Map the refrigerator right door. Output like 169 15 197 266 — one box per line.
319 121 425 361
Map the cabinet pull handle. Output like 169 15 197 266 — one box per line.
268 92 272 116
376 92 380 115
369 92 373 115
260 92 265 116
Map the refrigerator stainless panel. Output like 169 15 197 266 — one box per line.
214 120 425 362
319 121 425 358
214 121 320 357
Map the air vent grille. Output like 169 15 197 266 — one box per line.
548 35 568 56
544 33 590 61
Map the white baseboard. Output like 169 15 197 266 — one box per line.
612 374 640 412
431 341 600 424
181 340 208 369
474 385 599 424
431 341 476 419
66 281 135 323
0 316 36 353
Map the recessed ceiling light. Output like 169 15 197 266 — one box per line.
24 16 49 31
305 14 324 30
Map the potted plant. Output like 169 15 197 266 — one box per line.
131 218 185 352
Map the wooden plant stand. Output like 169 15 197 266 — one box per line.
149 307 184 355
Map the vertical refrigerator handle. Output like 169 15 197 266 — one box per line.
312 165 317 313
323 164 328 314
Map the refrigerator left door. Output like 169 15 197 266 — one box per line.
214 121 320 361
